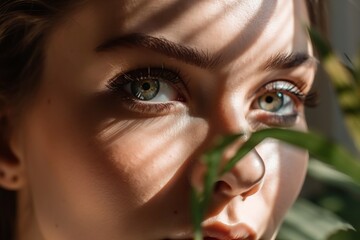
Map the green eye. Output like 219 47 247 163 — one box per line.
258 92 284 112
131 79 160 100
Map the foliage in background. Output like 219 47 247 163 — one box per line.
191 28 360 240
293 28 360 240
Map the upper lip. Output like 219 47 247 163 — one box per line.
202 222 257 240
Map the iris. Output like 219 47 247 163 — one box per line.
259 92 284 112
131 79 160 100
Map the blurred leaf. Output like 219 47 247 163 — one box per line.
191 128 360 239
191 133 243 240
191 187 203 240
223 128 360 185
278 198 354 240
308 28 360 151
308 27 354 86
202 134 243 204
308 158 360 196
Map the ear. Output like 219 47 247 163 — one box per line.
0 160 25 190
0 112 26 191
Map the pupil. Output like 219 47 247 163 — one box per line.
265 96 274 103
142 82 151 91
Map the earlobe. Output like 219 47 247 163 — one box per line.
0 160 25 190
0 112 26 191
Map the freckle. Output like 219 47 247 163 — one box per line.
173 210 178 215
55 223 59 229
47 98 51 104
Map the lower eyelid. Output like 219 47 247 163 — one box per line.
247 110 299 128
267 114 298 126
119 97 187 116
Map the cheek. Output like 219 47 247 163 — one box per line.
19 88 209 236
17 91 155 238
19 100 132 237
96 115 209 205
257 139 308 221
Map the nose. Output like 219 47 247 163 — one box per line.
190 137 265 202
190 92 266 215
215 147 265 199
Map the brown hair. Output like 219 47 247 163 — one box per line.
0 1 327 239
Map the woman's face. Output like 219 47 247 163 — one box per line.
11 0 316 239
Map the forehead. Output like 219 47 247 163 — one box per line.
58 0 311 70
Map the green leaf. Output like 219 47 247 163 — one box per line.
307 27 332 59
191 128 360 239
201 134 243 213
307 159 360 196
223 129 360 185
278 198 354 240
191 187 203 240
191 134 244 240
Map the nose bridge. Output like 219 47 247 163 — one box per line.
190 82 264 203
200 86 266 196
209 90 247 136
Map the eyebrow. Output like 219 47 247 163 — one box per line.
96 33 222 69
262 52 318 71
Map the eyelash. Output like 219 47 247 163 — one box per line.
260 80 318 106
304 91 319 108
252 80 318 127
106 66 187 115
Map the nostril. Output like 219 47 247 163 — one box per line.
213 149 265 199
240 181 262 200
214 178 262 199
214 180 231 195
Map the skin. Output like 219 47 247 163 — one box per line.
5 0 316 239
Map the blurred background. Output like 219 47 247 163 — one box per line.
307 0 360 151
300 1 360 239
